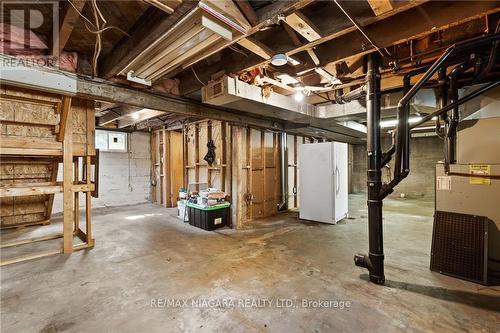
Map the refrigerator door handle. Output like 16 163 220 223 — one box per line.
335 166 340 195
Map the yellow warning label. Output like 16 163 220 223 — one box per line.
469 165 491 185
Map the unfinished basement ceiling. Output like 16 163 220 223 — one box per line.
1 0 499 138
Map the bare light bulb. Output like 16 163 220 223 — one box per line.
294 91 304 102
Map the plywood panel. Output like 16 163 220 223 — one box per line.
0 159 55 228
0 86 94 229
1 86 94 156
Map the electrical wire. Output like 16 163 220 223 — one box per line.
228 44 248 57
191 67 206 86
68 0 130 76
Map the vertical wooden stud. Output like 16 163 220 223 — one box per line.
73 157 79 233
221 122 227 192
62 96 73 253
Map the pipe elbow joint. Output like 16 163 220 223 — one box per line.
354 253 371 269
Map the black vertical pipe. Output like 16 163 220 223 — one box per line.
402 75 411 172
447 63 469 164
354 53 384 285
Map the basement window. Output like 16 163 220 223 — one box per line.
95 130 128 152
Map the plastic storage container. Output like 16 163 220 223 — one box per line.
186 202 230 231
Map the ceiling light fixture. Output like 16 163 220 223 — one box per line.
294 91 304 102
271 54 288 66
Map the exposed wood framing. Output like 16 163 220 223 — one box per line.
367 0 394 16
234 0 258 26
143 0 176 14
0 86 96 265
59 0 86 53
151 129 185 207
62 96 74 253
237 37 274 60
284 11 322 42
100 1 198 78
2 57 358 142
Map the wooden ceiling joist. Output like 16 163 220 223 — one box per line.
100 1 198 79
234 0 258 26
367 0 394 16
317 1 500 66
59 0 86 53
237 37 274 60
284 10 322 42
143 0 176 14
177 0 498 95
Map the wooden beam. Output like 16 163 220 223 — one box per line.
280 21 302 47
317 1 500 66
201 0 251 31
59 0 86 53
367 0 394 16
0 185 62 197
178 0 496 94
306 49 320 66
57 96 72 142
284 11 322 42
256 0 315 24
237 37 274 60
2 56 363 142
0 137 62 150
100 1 198 78
234 0 258 26
63 96 73 253
98 106 140 126
0 148 62 156
143 0 175 14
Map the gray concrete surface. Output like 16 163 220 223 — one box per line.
1 195 499 333
52 132 151 214
352 135 444 198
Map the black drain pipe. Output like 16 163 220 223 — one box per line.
446 62 470 166
354 53 385 285
355 32 500 284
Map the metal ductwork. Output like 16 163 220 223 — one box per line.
202 76 368 143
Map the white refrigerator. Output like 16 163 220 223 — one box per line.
298 142 348 224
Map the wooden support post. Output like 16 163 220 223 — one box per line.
207 121 212 188
58 96 72 142
45 160 59 220
246 128 252 221
156 132 162 203
73 157 79 233
85 155 93 246
195 124 200 191
294 135 298 208
231 126 244 228
150 131 156 203
221 122 227 192
183 126 189 189
164 129 171 207
62 96 73 253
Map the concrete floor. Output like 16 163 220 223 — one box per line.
1 194 499 333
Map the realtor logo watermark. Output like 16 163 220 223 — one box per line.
151 298 352 310
1 0 59 65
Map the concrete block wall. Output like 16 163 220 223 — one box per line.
351 135 444 199
53 132 151 213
